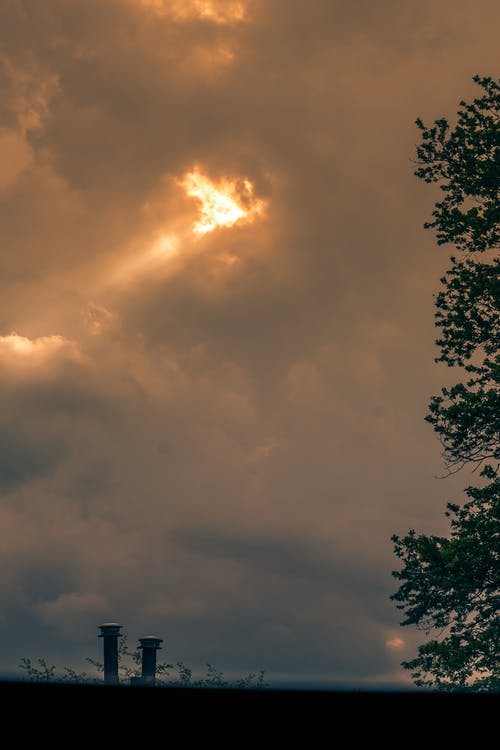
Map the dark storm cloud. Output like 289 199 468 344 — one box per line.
0 0 497 683
172 525 389 604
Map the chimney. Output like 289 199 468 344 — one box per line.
137 635 163 686
98 623 123 685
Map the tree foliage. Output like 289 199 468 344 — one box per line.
391 76 499 692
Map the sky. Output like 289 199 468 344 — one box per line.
0 0 498 687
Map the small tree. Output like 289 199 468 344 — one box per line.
391 76 499 691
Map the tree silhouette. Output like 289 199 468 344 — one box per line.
391 76 499 691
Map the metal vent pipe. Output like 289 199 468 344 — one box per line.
98 623 123 685
139 636 163 685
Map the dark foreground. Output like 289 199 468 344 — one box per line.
2 680 493 739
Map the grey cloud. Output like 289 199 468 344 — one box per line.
0 429 67 490
171 526 390 601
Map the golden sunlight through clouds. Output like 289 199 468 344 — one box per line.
139 0 247 24
179 168 266 236
0 333 81 369
0 333 67 355
108 233 181 288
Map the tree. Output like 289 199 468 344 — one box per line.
391 75 499 692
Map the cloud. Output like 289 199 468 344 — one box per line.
36 592 112 639
0 129 32 189
386 637 405 650
0 332 80 363
138 0 248 25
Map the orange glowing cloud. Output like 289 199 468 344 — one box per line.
139 0 247 24
0 333 69 355
0 333 82 370
386 637 405 649
179 168 266 236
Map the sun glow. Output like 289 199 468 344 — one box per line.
180 168 265 235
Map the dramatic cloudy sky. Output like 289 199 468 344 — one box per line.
0 0 497 686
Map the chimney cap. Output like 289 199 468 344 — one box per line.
139 635 163 649
99 623 123 636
